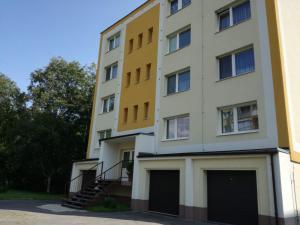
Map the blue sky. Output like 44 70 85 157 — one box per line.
0 0 146 92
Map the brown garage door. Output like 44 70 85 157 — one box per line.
149 170 179 215
207 170 259 225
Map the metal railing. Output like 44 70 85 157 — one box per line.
65 160 133 196
65 161 104 195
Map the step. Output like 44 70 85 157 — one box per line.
75 193 93 199
64 199 87 207
62 203 83 209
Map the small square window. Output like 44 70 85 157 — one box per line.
124 108 128 123
129 39 134 54
146 63 151 80
144 102 149 120
136 68 141 84
138 33 143 48
148 27 153 43
133 105 138 121
126 72 131 87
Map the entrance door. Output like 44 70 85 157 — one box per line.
121 150 134 182
149 170 179 215
207 170 259 225
81 170 96 190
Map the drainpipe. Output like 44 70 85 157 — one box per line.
270 153 279 225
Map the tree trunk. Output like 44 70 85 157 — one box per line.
46 176 51 193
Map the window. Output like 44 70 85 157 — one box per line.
218 1 251 31
97 129 112 147
105 63 118 81
144 102 149 120
146 63 151 80
108 33 120 51
133 105 138 121
102 95 115 113
138 33 143 48
148 27 153 43
124 108 128 123
166 115 190 140
219 10 230 30
218 47 255 80
98 129 112 141
126 72 131 87
168 28 191 53
135 68 141 84
167 69 190 95
170 0 191 15
129 39 134 54
220 102 258 134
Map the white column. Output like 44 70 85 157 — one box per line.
185 158 194 206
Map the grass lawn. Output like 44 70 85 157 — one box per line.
0 190 64 200
87 198 130 213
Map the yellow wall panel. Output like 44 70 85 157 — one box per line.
118 4 160 132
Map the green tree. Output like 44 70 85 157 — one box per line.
0 73 27 189
27 57 96 192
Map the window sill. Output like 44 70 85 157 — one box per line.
164 89 190 97
162 137 189 142
217 129 258 137
215 18 251 34
105 46 119 54
167 4 191 18
98 111 114 116
216 70 255 83
165 44 191 56
102 78 117 84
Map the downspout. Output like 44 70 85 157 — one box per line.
271 153 279 225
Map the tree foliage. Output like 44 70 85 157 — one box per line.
0 57 96 193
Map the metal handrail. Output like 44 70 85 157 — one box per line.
65 161 104 194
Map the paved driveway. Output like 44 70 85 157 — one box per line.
0 200 217 225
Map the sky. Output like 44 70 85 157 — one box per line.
0 0 146 92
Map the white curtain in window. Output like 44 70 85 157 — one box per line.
167 119 176 139
169 36 177 53
177 116 189 138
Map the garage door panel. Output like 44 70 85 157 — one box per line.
149 170 179 215
207 170 259 225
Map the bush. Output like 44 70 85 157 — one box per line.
0 185 8 193
103 197 118 209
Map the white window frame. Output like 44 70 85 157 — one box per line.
164 114 190 141
167 26 191 54
104 63 118 82
107 33 120 51
166 68 190 95
218 102 259 136
97 129 112 148
169 0 191 15
101 95 115 113
218 45 254 80
217 0 251 32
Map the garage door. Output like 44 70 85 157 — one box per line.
149 170 179 215
207 171 259 225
